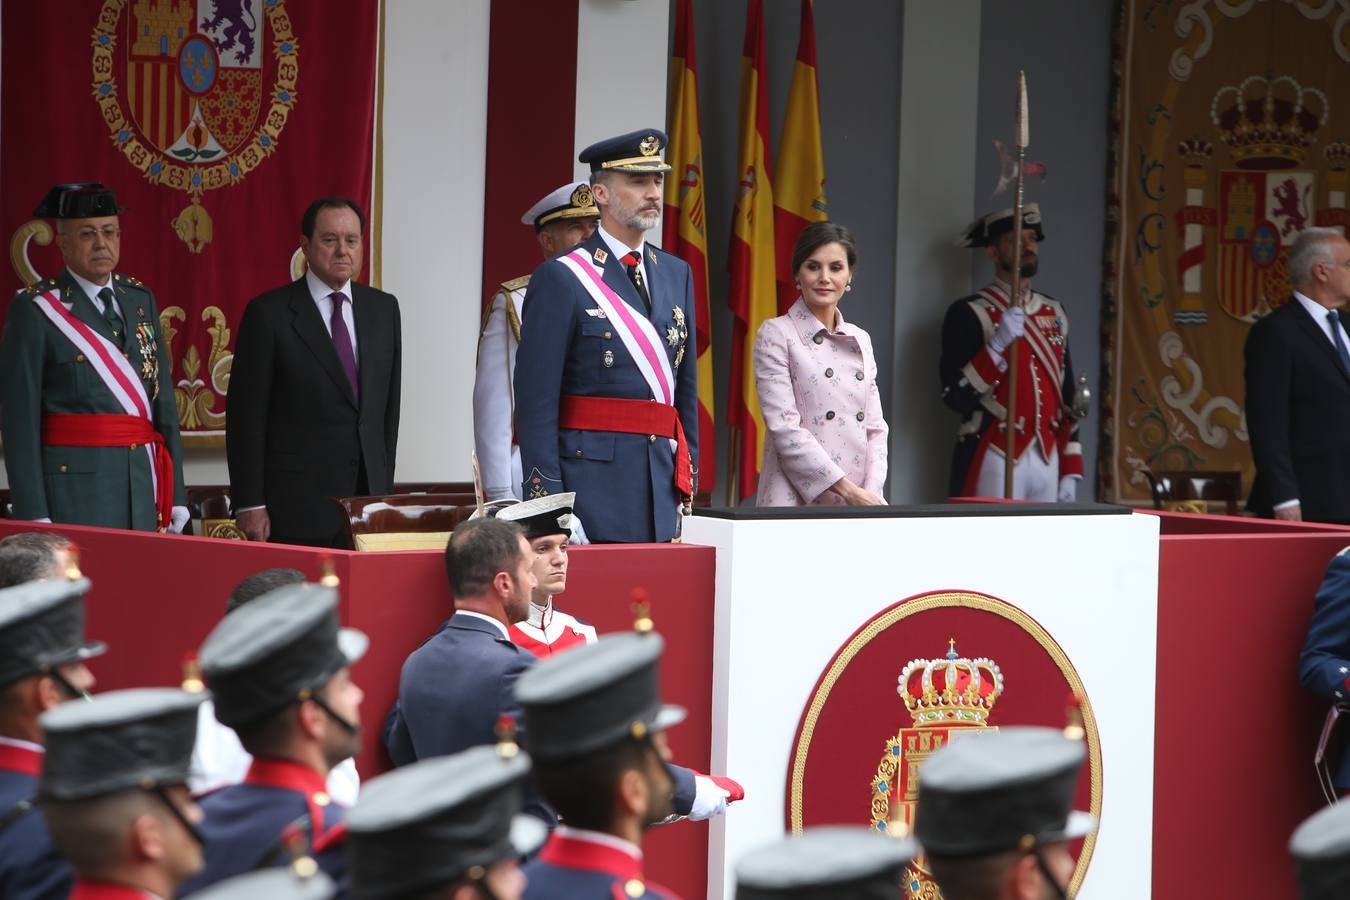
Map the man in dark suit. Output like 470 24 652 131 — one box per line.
514 129 698 543
0 184 187 533
226 196 401 547
1245 226 1350 524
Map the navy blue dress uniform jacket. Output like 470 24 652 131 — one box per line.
1301 550 1350 788
384 613 696 821
1245 300 1350 522
178 760 347 896
0 760 70 899
513 232 699 543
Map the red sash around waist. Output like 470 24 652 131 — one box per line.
559 395 692 498
42 413 173 530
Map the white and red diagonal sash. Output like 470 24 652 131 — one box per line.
559 249 676 407
31 290 169 527
977 284 1065 388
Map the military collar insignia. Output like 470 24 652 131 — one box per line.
647 247 657 265
593 247 608 265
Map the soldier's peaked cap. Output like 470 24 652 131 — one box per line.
40 687 204 801
1291 798 1350 900
34 183 125 219
199 582 368 729
914 726 1096 857
347 745 546 899
578 129 672 174
516 631 685 760
0 577 104 689
735 826 918 900
522 182 599 231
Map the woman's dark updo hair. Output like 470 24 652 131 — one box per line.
791 221 858 275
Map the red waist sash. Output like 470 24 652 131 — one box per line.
559 395 692 498
42 413 173 530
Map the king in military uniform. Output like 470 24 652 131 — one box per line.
514 130 699 543
474 182 599 504
939 203 1084 502
0 183 188 532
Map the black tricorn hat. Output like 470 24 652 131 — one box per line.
914 726 1096 857
0 577 105 689
347 745 546 899
39 687 204 801
33 183 125 219
735 826 918 900
515 631 684 761
198 583 368 729
1291 798 1350 899
957 202 1045 249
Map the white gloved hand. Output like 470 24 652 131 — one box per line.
32 517 53 524
989 307 1026 355
169 505 191 534
688 775 730 821
1058 475 1081 503
569 514 590 545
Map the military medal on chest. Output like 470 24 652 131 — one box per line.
135 320 160 399
669 306 689 368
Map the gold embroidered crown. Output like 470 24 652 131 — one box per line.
1210 75 1327 169
897 639 1003 727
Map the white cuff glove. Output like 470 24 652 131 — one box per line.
989 306 1026 355
33 517 53 524
569 515 590 546
169 505 191 534
688 774 730 821
1058 475 1081 503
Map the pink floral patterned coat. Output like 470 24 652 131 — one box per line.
753 299 889 506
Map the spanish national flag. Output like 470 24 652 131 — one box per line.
774 0 828 315
727 0 776 501
663 0 716 495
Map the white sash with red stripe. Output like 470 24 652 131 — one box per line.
31 290 158 495
976 284 1065 388
559 248 677 409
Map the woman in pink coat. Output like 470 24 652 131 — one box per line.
754 222 889 506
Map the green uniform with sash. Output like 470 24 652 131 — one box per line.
0 268 186 530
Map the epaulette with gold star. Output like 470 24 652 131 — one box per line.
112 272 149 291
23 277 57 296
501 275 530 293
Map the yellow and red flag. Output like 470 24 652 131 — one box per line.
727 0 777 501
663 0 715 494
774 0 828 314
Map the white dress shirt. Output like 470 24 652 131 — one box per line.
455 608 510 640
597 224 650 309
66 267 120 320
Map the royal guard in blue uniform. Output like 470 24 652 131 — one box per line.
180 583 368 895
0 575 104 900
39 688 207 900
514 129 699 543
939 203 1084 501
1300 548 1350 796
517 613 739 899
349 736 546 899
734 827 916 898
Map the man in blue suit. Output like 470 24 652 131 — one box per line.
1302 547 1350 794
384 518 730 827
514 129 698 543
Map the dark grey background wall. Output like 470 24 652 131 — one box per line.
681 0 1112 504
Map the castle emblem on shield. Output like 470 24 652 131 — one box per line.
871 640 1003 900
90 0 297 253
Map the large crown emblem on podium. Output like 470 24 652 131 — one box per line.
872 640 1004 900
1210 75 1328 170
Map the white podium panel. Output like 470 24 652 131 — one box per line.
684 507 1160 900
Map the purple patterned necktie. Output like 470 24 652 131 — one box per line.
329 292 359 401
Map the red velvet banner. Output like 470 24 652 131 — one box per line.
0 0 378 436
